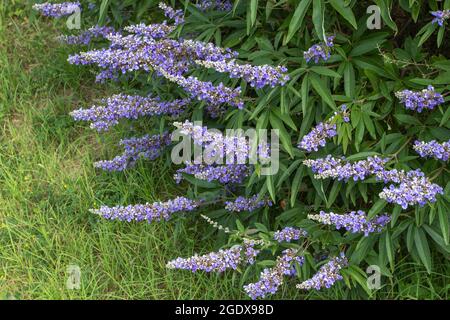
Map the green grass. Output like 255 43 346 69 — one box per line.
0 8 247 300
0 6 448 300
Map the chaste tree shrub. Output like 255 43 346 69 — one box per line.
33 0 450 299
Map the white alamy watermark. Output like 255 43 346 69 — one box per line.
66 264 81 290
66 7 81 30
366 265 381 290
367 5 381 30
171 121 280 175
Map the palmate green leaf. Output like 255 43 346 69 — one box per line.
394 114 423 126
355 120 365 151
250 0 258 27
284 0 312 45
301 73 310 115
437 200 449 245
346 151 380 161
385 230 395 271
423 225 450 255
98 0 110 25
414 228 432 273
362 113 376 139
272 108 297 131
351 235 377 264
326 180 341 208
373 0 398 33
390 205 402 227
329 0 357 29
341 266 371 295
406 223 415 253
350 38 387 57
236 219 245 233
343 62 355 98
352 58 393 79
269 112 294 158
277 159 302 189
232 0 241 15
417 23 437 47
368 198 387 219
266 174 276 202
310 66 342 78
290 166 305 207
437 26 445 48
409 0 421 22
440 104 450 126
312 0 325 41
309 73 337 110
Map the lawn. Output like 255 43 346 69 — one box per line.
0 3 448 300
0 6 248 300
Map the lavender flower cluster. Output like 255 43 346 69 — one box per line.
224 195 272 212
158 2 184 26
244 249 305 299
296 253 348 290
91 196 200 222
68 2 288 107
196 0 233 11
431 9 450 26
308 211 390 236
273 227 308 242
58 26 118 45
304 155 443 209
94 133 171 171
298 105 350 153
413 140 450 161
195 59 289 89
33 1 80 18
124 23 175 39
378 169 443 209
158 69 244 108
69 34 244 107
173 121 270 163
304 36 335 63
71 94 189 131
175 163 250 184
303 155 389 181
395 86 444 112
166 241 260 273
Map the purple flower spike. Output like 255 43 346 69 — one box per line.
273 227 308 242
90 196 200 222
94 133 172 171
413 140 450 161
195 59 289 89
244 249 305 299
431 10 450 27
378 170 443 209
298 105 350 152
299 122 337 152
395 86 444 112
167 240 260 273
296 253 348 290
303 155 389 181
175 164 250 184
58 26 118 45
196 0 233 11
308 211 390 236
71 95 189 131
33 2 80 18
225 195 272 212
159 2 184 26
304 155 443 209
304 36 335 63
